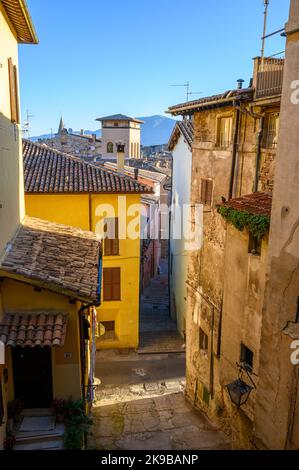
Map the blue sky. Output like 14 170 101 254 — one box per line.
19 0 289 136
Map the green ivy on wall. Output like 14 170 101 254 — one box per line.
218 206 270 239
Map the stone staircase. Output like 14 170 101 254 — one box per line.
13 409 65 450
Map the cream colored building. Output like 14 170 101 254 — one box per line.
168 120 193 338
97 114 143 160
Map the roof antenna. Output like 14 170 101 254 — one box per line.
261 0 270 65
171 82 202 102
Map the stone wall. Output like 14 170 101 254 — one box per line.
185 102 278 448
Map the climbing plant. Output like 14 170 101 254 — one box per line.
218 206 270 239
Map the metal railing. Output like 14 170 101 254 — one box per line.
256 58 284 98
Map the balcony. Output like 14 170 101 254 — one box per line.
254 57 285 99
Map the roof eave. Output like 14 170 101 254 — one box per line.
1 0 39 44
18 0 39 44
0 269 98 304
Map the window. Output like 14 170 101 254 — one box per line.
131 142 134 157
200 179 213 206
240 344 254 371
8 58 20 124
107 142 114 153
114 122 119 127
104 218 119 256
101 321 116 340
199 328 209 352
248 233 262 256
103 267 121 301
262 112 279 149
217 116 232 148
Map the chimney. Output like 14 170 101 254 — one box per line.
81 129 84 136
116 143 125 174
92 133 96 142
134 168 139 180
237 78 245 90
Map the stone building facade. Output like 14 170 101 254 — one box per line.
168 53 284 448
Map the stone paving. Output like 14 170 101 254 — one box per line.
88 352 230 450
138 260 184 354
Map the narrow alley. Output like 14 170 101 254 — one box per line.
88 263 229 450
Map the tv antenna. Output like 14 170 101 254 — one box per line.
22 109 34 138
261 0 270 60
171 81 202 102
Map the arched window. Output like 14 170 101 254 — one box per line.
107 142 114 153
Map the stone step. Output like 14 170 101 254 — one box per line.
22 408 53 417
14 439 64 451
16 423 65 444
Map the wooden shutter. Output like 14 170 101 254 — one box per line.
8 58 19 124
104 218 119 256
103 267 121 301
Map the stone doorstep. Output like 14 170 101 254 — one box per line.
16 423 65 444
21 408 53 417
13 440 64 451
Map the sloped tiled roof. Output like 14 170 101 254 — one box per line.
0 216 101 303
96 114 144 124
168 119 194 151
219 192 272 217
0 312 67 348
103 162 167 183
23 140 152 194
167 88 253 116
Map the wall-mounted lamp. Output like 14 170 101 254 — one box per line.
226 362 257 408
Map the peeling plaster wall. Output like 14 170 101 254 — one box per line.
185 102 276 447
253 2 299 449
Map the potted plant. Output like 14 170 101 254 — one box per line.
51 398 66 423
4 434 16 451
7 397 25 424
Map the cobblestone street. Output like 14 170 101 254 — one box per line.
138 260 185 354
88 351 229 450
88 262 229 450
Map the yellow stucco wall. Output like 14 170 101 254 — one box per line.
0 6 25 255
0 278 82 403
25 192 141 349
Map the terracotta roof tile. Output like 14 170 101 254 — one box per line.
0 216 101 303
219 192 272 217
23 140 152 194
0 312 67 348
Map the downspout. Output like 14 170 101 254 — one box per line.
228 108 240 200
254 116 264 192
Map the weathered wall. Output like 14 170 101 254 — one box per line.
253 1 299 449
219 225 268 448
185 101 276 446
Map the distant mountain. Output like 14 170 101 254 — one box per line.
138 115 176 146
31 115 176 147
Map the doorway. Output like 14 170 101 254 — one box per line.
12 347 53 408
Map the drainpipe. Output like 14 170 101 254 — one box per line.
228 108 240 200
254 116 264 192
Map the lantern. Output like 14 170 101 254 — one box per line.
226 378 254 407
